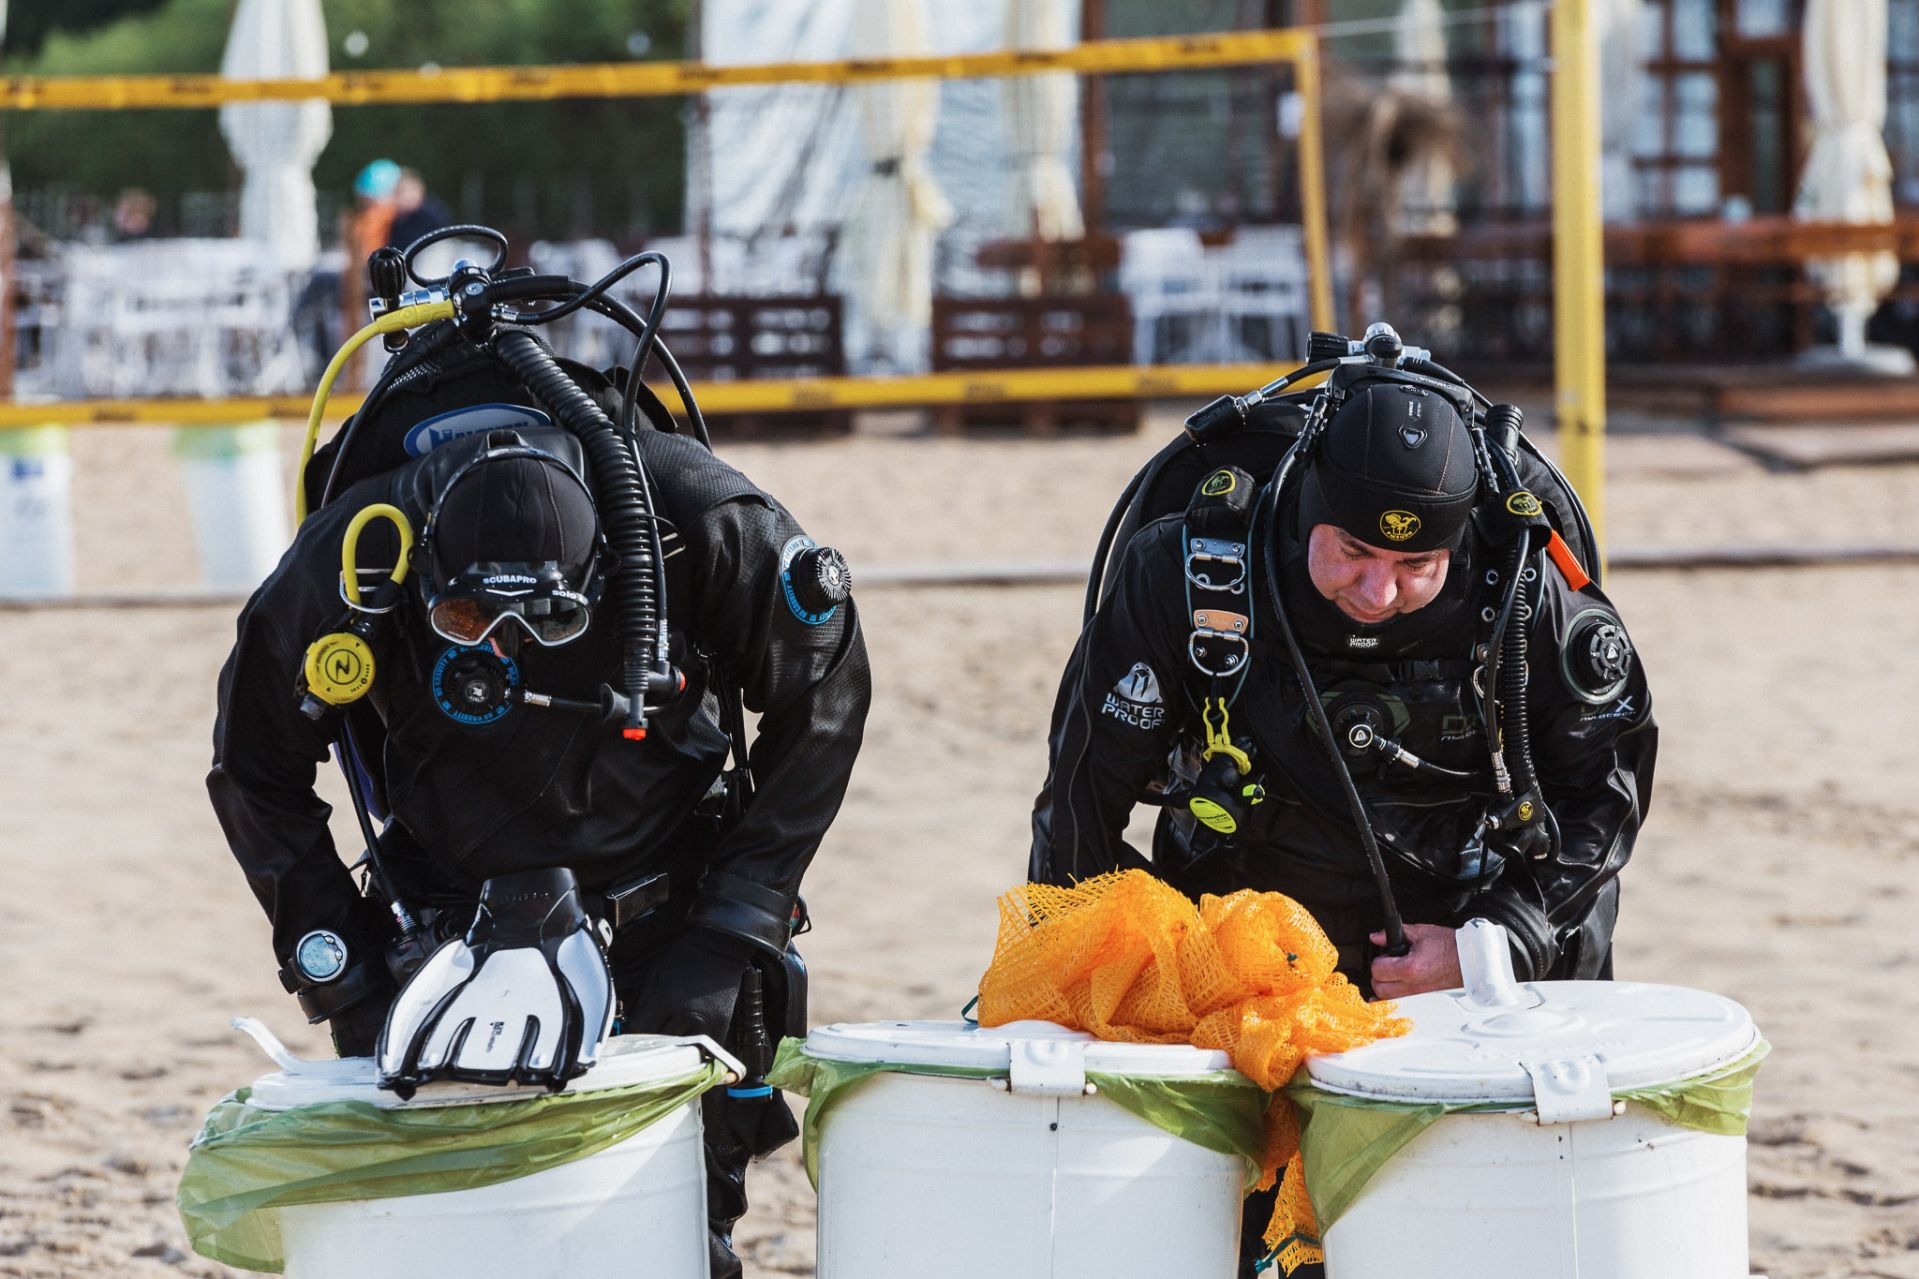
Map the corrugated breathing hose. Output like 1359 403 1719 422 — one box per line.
492 327 668 739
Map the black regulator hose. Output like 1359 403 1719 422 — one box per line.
1479 401 1562 858
1256 461 1411 957
1489 532 1536 794
492 327 671 739
318 320 469 510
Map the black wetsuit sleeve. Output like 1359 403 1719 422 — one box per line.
1029 522 1190 885
680 497 871 927
206 537 384 970
1469 567 1656 979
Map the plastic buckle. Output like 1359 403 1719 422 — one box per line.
1523 1054 1616 1125
1188 608 1251 678
1185 537 1247 593
1008 1039 1090 1097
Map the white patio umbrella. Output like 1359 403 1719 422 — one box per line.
219 0 332 269
1388 0 1456 236
1597 0 1644 222
843 0 952 370
1795 0 1910 369
1002 0 1084 246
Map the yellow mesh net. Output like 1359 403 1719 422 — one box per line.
977 870 1408 1274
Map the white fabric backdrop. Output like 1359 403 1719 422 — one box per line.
1796 0 1900 356
219 0 332 270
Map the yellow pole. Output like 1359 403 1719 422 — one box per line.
1550 0 1607 555
1294 34 1336 334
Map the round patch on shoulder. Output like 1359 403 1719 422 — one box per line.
1506 491 1544 517
1561 607 1635 704
1201 469 1237 497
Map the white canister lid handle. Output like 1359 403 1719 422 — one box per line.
1455 918 1522 1009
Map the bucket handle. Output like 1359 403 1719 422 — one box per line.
231 1016 304 1071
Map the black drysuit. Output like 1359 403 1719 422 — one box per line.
1030 483 1655 992
209 423 869 1278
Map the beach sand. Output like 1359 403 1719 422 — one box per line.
2 411 1915 1276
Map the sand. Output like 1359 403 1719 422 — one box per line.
2 409 1917 1277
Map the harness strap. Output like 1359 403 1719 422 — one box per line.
1183 466 1260 685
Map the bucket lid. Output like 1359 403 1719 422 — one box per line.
802 1019 1233 1078
244 1033 714 1112
1305 979 1759 1110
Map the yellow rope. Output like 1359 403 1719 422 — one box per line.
0 362 1330 432
0 30 1315 112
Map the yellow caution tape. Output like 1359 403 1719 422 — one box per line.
0 362 1315 430
0 29 1314 112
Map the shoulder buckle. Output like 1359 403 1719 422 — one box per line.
1185 536 1247 593
1188 607 1250 677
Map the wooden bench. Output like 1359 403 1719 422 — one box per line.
928 293 1138 433
660 293 852 435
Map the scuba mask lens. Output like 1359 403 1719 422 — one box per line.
427 562 593 648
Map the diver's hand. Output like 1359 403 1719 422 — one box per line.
1368 924 1462 1000
618 926 759 1042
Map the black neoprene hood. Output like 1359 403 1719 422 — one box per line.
428 453 601 593
1301 382 1478 553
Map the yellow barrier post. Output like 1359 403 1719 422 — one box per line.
1550 0 1608 555
1293 34 1335 335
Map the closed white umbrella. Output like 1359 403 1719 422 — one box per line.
1002 0 1084 246
1389 0 1456 235
219 0 332 269
1796 0 1909 368
844 0 952 370
1596 0 1643 221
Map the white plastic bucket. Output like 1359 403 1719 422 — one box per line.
1305 921 1762 1279
244 1034 714 1279
806 1019 1248 1279
0 426 75 598
175 421 290 591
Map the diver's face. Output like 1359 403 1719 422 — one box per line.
1306 524 1452 624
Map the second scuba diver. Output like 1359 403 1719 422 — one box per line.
1030 329 1654 1276
208 246 871 1278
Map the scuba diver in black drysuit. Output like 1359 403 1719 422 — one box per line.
1028 325 1655 1275
208 230 870 1279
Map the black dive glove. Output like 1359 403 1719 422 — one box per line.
329 995 391 1058
618 926 760 1042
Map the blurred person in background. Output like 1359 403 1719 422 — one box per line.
109 187 156 241
338 159 400 385
387 166 452 252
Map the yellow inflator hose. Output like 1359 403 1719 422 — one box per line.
302 502 417 710
340 504 415 605
296 299 458 525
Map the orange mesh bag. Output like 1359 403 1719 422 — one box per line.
977 871 1408 1275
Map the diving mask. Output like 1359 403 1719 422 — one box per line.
426 560 595 647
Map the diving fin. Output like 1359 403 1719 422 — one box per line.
376 867 615 1097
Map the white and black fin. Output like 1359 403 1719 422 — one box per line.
376 867 614 1098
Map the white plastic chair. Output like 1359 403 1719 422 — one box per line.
1118 227 1215 364
1209 224 1311 363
